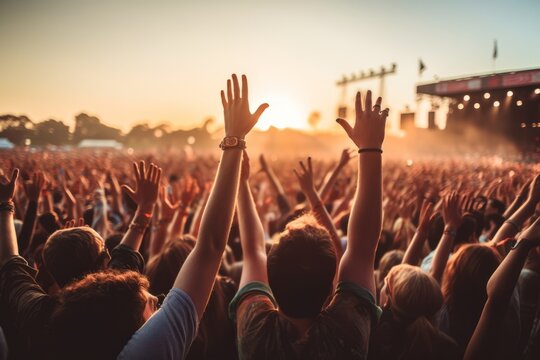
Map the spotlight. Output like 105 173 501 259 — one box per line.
493 101 500 107
521 123 526 128
457 103 464 110
516 100 523 106
483 92 491 99
463 95 470 101
507 90 513 97
535 88 540 95
474 103 480 109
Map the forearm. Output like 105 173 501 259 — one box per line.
402 229 428 266
493 202 535 243
120 207 153 251
306 189 343 260
18 200 38 254
319 164 343 203
0 211 19 265
168 207 188 241
264 169 291 213
430 231 455 283
149 222 170 258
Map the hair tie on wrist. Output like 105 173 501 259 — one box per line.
358 148 383 154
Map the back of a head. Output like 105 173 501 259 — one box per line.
384 264 450 358
145 237 196 295
267 215 336 318
50 271 148 360
43 227 107 287
442 244 501 349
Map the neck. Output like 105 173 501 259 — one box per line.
279 310 315 338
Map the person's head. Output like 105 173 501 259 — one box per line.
145 236 195 295
377 250 404 291
267 215 336 319
454 214 478 247
375 230 395 269
43 227 110 287
50 271 155 360
382 264 442 320
486 198 506 216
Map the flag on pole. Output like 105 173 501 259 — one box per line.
419 58 426 75
493 40 498 60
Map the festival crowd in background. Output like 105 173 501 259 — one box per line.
0 75 539 360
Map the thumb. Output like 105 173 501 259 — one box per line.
253 103 269 122
121 185 136 201
336 118 353 137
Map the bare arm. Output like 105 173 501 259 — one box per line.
402 200 434 266
260 154 291 214
430 192 462 283
173 74 268 319
336 90 388 295
295 157 344 261
318 149 353 203
238 151 268 288
120 161 161 251
0 169 20 265
465 218 540 360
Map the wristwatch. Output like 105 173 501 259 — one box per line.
219 136 246 150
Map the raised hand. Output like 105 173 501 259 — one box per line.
62 218 85 229
442 192 463 229
517 217 540 247
259 154 269 173
121 161 162 212
336 90 389 149
338 148 355 168
0 169 19 202
417 199 434 233
220 74 269 138
158 185 180 221
525 174 540 207
23 172 45 202
293 157 316 196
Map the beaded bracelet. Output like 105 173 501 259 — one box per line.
0 201 15 213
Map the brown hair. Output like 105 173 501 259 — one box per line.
43 227 109 287
50 270 148 360
267 214 336 318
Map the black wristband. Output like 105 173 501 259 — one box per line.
0 201 15 213
358 148 383 154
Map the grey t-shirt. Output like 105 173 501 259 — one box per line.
118 288 198 360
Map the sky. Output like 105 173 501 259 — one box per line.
1 0 539 132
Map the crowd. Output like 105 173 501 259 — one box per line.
0 74 539 360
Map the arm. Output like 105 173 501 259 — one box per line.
318 149 353 203
19 172 45 255
465 218 540 360
168 179 198 241
336 90 388 295
238 150 268 288
149 185 179 258
120 161 161 251
174 74 268 318
402 199 434 266
0 169 20 264
260 154 291 214
492 174 540 246
430 192 462 283
295 156 344 261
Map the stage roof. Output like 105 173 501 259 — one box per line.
417 67 540 97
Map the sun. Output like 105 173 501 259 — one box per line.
254 94 307 131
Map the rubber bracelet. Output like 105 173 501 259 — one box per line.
0 201 15 213
504 220 520 232
358 148 383 154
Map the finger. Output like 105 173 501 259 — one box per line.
365 90 372 114
10 169 19 185
155 168 162 184
132 162 141 181
232 74 240 100
252 103 269 122
139 160 146 180
374 96 382 111
77 218 84 227
293 169 301 181
355 91 363 116
220 90 227 107
121 185 136 200
381 108 389 121
227 79 233 104
336 118 353 137
241 74 248 99
308 156 313 175
299 161 307 173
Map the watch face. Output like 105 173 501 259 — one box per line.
224 137 239 147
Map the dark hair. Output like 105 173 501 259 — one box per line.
488 199 506 215
267 215 336 318
105 233 123 254
38 212 60 234
375 230 394 269
145 237 195 295
454 214 477 246
43 227 108 287
427 214 444 250
50 271 148 360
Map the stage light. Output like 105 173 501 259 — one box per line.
516 100 523 106
507 90 513 97
521 123 526 128
483 92 490 99
457 103 464 110
463 95 470 101
532 123 537 128
535 88 540 95
493 101 500 107
474 103 480 109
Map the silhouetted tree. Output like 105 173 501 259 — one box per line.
72 113 121 143
34 119 70 146
0 114 35 145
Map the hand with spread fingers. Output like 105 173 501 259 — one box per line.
23 172 45 202
220 74 269 139
336 90 389 149
293 157 316 197
122 161 162 213
0 169 19 202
